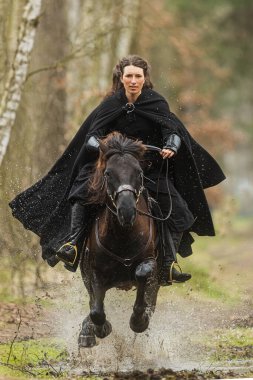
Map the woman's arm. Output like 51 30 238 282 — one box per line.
85 126 108 152
160 126 181 159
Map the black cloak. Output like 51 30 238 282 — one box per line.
9 88 225 265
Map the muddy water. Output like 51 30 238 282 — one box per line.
49 274 253 376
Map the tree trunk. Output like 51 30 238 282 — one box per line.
0 0 142 296
0 0 67 296
0 0 42 166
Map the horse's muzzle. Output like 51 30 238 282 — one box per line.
117 206 136 227
116 191 137 227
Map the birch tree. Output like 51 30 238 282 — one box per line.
0 0 67 294
0 0 41 167
0 0 142 295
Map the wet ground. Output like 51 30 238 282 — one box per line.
0 282 252 379
1 224 253 379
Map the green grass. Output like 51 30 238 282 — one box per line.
183 263 229 300
170 235 235 302
204 327 253 348
205 327 253 362
0 338 68 378
174 222 253 304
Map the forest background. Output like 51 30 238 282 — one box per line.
0 0 252 341
0 1 253 377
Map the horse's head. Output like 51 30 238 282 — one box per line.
93 132 146 227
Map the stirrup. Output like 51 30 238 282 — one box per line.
169 261 182 283
56 242 78 266
169 261 191 283
159 262 176 286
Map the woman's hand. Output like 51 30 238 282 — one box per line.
160 148 175 159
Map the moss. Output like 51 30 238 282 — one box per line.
194 327 253 362
0 338 68 378
0 364 27 379
212 327 253 348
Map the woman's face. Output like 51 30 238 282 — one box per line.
121 65 145 99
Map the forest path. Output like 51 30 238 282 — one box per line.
1 224 253 378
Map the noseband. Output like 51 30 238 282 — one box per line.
103 174 144 209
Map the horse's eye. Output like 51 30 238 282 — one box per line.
105 170 110 177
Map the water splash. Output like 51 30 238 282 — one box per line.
49 273 232 373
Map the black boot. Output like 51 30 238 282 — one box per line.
56 202 88 272
160 231 191 286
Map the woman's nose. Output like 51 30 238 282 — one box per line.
131 77 136 84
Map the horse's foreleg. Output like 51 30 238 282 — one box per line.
89 271 106 325
79 256 97 348
130 259 157 333
89 271 112 339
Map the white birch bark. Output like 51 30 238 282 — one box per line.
0 0 42 166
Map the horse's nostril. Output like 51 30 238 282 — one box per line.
117 208 124 225
117 207 136 227
130 209 137 225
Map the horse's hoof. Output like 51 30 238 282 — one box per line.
94 320 112 339
130 313 149 333
78 334 96 348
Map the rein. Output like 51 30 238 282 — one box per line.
136 158 172 222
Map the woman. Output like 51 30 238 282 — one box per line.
9 55 225 285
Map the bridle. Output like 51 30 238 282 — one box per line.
96 168 155 267
95 146 171 267
103 172 144 212
102 146 173 222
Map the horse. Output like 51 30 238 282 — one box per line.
78 132 161 348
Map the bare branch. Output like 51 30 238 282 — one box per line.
0 361 37 377
7 309 22 365
26 24 128 80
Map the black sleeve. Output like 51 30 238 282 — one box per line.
161 126 181 153
84 123 114 155
85 125 108 142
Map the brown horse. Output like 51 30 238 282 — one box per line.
78 132 160 348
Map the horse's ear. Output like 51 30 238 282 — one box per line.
99 139 107 154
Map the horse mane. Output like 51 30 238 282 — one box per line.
88 132 146 204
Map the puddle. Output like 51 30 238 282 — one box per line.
50 279 253 375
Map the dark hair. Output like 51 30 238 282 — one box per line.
109 55 153 95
